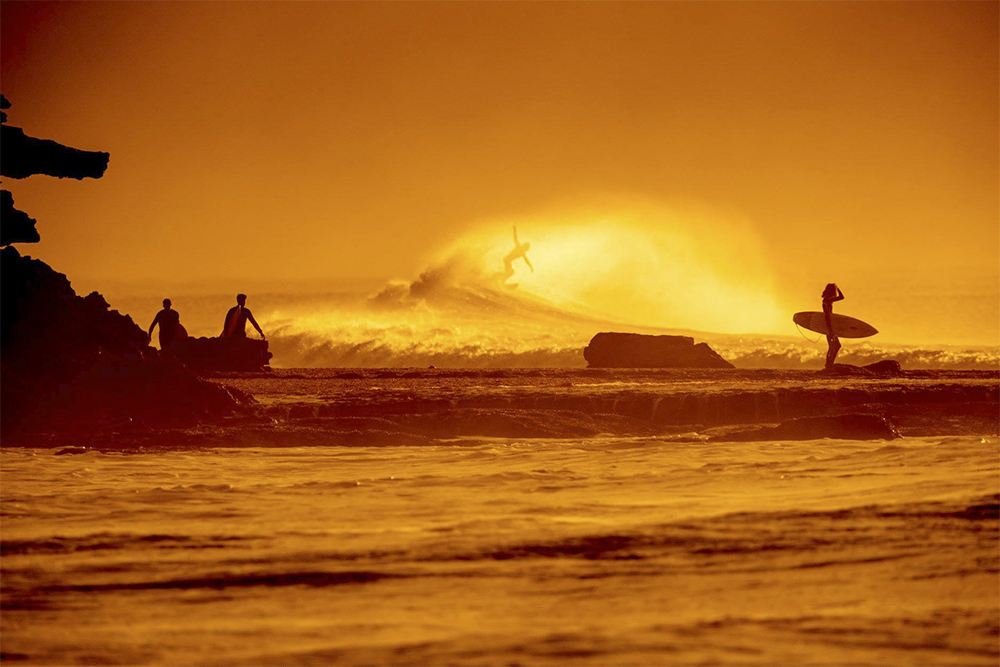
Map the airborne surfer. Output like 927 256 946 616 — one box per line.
822 283 844 368
502 226 533 282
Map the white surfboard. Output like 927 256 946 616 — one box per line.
793 311 878 338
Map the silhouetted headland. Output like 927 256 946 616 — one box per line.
0 97 254 441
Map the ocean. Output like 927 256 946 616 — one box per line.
2 369 998 665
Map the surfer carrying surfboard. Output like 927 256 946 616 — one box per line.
148 298 187 354
222 293 265 340
822 283 845 368
792 289 876 367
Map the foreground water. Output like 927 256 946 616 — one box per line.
2 370 998 665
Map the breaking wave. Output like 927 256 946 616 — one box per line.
713 340 1000 371
114 204 999 371
259 254 996 370
265 328 998 370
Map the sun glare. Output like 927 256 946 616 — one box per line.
452 201 789 335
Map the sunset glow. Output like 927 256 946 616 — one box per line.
2 1 997 346
2 4 998 665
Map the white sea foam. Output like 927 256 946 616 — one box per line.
105 218 999 371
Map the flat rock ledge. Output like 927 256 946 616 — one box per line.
584 332 734 369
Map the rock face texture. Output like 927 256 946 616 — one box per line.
1 247 148 377
0 96 108 248
1 247 251 437
175 336 273 373
0 98 253 441
862 360 903 376
0 191 39 246
584 332 734 369
0 124 110 181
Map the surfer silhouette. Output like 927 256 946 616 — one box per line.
222 293 265 340
148 298 187 354
822 283 845 368
502 226 533 282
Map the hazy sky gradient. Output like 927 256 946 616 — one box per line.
2 1 997 343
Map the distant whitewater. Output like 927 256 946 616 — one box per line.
111 279 999 371
105 213 1000 371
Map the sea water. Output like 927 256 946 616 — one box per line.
2 428 997 665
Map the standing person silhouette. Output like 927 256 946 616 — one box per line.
822 283 845 369
148 298 186 354
222 293 265 340
502 226 533 282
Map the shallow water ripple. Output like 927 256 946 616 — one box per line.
2 434 997 665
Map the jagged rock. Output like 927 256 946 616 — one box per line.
863 360 902 376
1 247 147 378
0 124 109 180
584 332 734 369
1 96 109 246
0 99 255 441
1 247 251 438
175 336 272 372
0 190 39 246
56 355 254 430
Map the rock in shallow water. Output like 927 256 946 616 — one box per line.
863 360 902 376
172 336 272 373
584 332 734 369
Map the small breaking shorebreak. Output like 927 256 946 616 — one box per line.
219 368 999 444
8 368 987 450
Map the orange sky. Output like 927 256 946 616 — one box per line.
2 1 997 344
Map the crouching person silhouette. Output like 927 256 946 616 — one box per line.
148 298 187 355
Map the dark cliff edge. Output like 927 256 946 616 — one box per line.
0 124 109 181
0 191 38 246
584 332 734 369
1 243 253 442
1 96 258 444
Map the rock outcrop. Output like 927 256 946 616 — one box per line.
175 336 272 373
0 191 39 246
0 97 254 442
584 332 734 369
1 247 148 378
863 360 902 376
0 123 109 181
1 247 251 438
0 95 109 248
